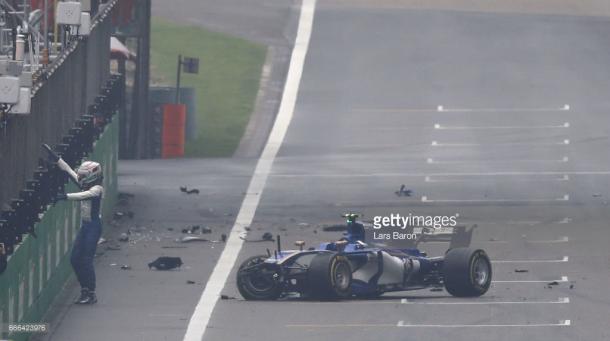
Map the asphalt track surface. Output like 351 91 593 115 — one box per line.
39 1 610 341
201 1 610 341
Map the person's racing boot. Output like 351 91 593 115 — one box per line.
75 289 97 305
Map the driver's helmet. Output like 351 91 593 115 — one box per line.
77 161 103 188
342 213 365 242
343 213 359 224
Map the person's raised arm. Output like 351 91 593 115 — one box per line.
57 158 79 184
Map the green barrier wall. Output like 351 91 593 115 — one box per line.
0 116 118 341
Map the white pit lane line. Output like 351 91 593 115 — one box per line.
270 170 610 178
420 195 569 203
400 297 570 305
526 236 569 243
431 139 570 147
492 256 569 263
436 104 570 112
351 104 570 113
433 122 570 130
492 276 569 284
396 320 571 328
424 174 569 182
285 320 571 328
426 156 569 164
182 1 317 340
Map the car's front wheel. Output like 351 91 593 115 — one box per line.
237 255 282 300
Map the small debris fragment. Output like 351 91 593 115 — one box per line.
97 238 107 245
221 234 227 242
430 287 443 292
298 223 309 227
105 245 121 251
148 257 183 270
514 269 529 273
395 184 412 197
569 284 574 289
120 265 131 270
545 281 560 289
178 236 209 243
593 193 602 197
118 233 129 242
113 212 125 220
161 246 187 249
220 295 236 300
167 227 174 231
187 280 196 285
180 186 200 195
201 226 212 234
240 232 274 242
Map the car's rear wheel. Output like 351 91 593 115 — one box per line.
307 253 352 299
443 248 492 297
237 255 282 300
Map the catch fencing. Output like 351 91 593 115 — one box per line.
0 2 113 209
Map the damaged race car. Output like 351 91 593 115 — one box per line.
237 214 492 300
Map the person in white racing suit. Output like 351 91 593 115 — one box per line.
56 158 104 304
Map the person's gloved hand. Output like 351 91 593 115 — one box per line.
42 144 60 163
55 193 68 202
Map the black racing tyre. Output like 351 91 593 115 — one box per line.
307 253 352 299
236 255 282 300
443 248 492 297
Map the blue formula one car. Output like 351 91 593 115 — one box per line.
237 214 492 300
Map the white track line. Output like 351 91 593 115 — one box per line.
431 140 569 147
434 122 570 130
421 195 569 203
400 297 569 304
424 174 569 182
182 1 316 340
437 104 570 112
426 157 568 164
396 320 571 328
493 276 568 283
286 320 571 328
351 105 570 113
492 256 569 263
270 170 610 178
526 236 569 243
